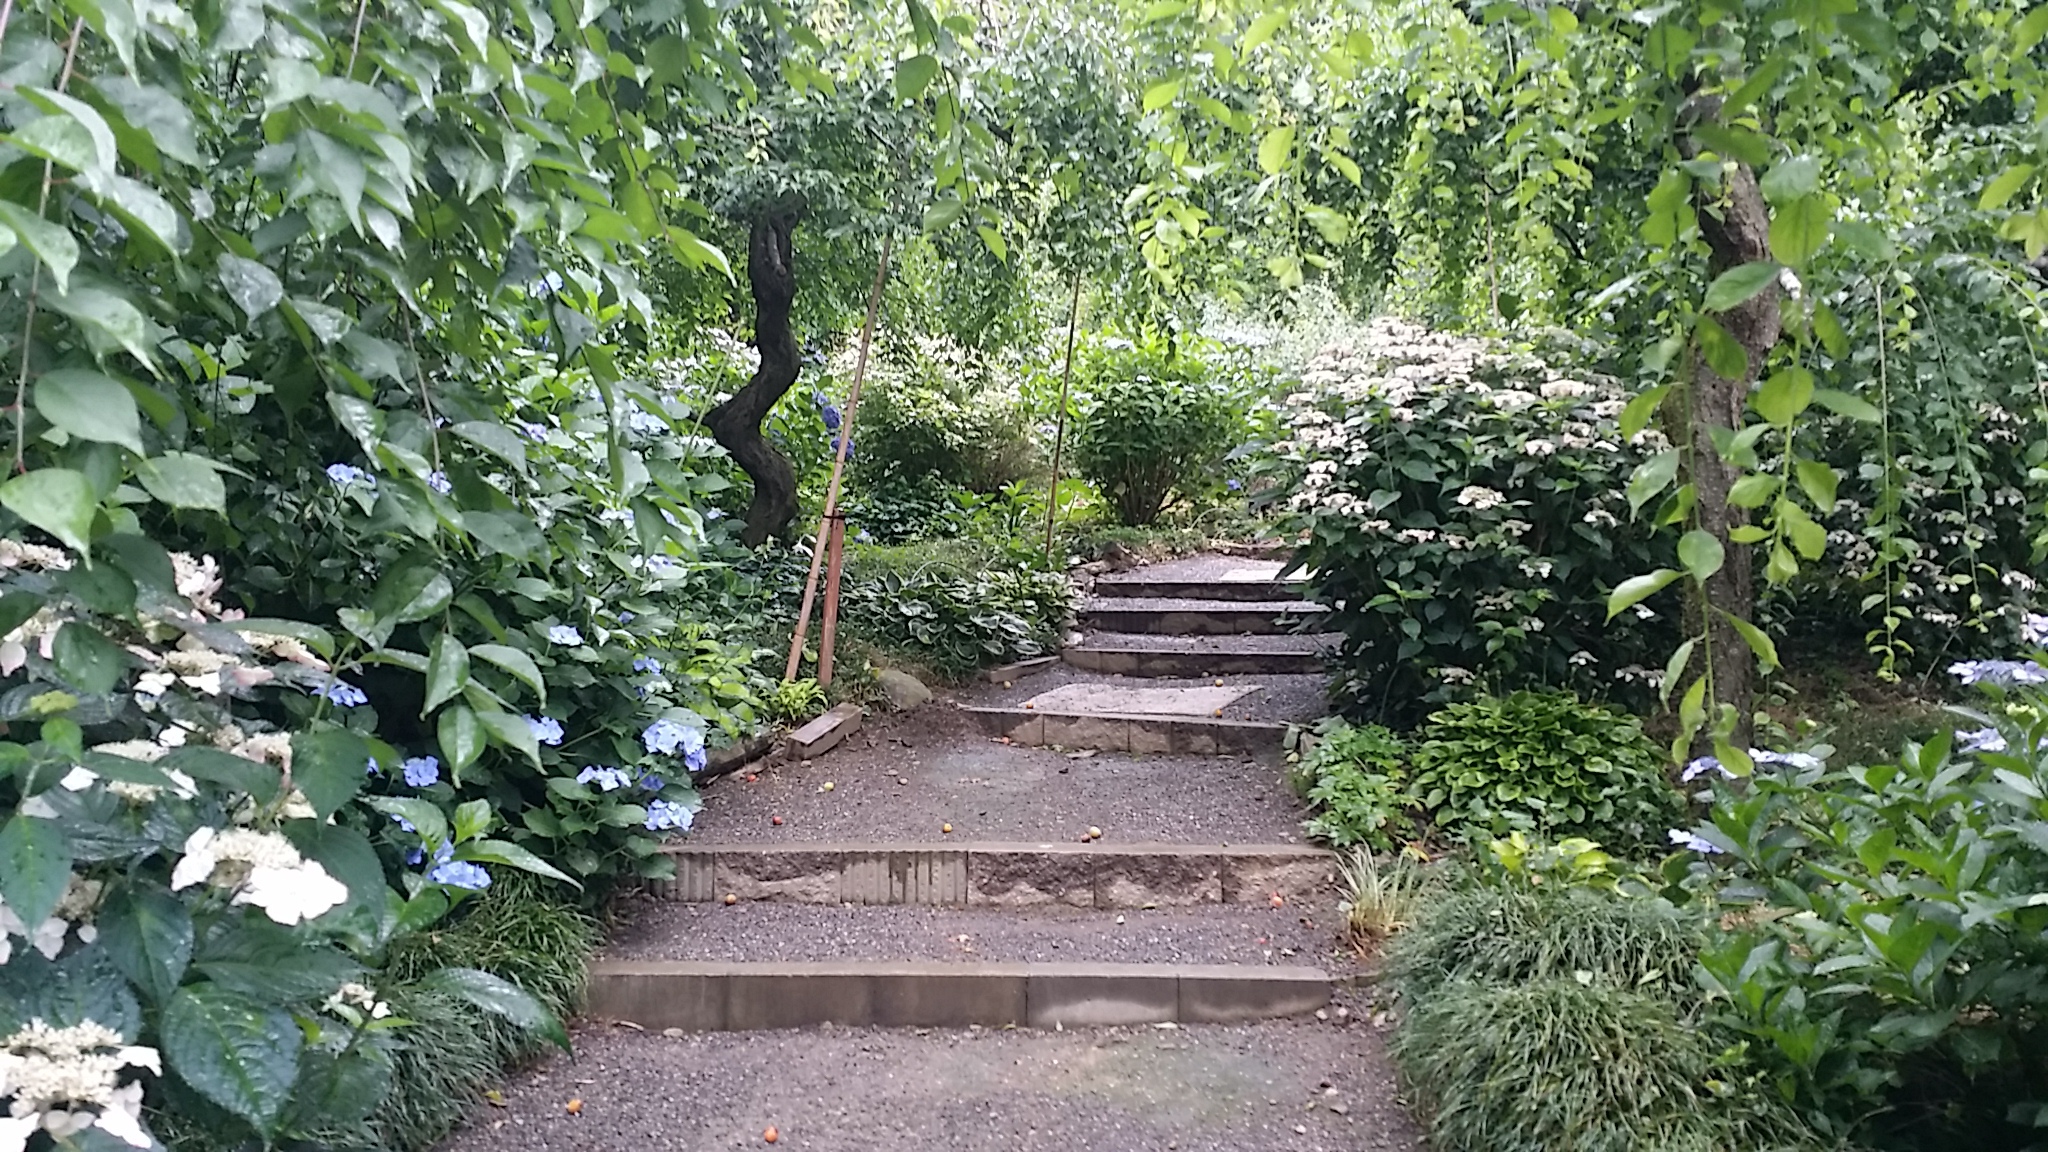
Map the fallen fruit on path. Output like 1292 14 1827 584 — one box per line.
1212 708 1223 717
747 774 758 782
1270 893 1286 908
724 893 738 905
1214 678 1224 687
1087 826 1102 839
941 822 953 834
770 815 783 826
764 1126 779 1143
820 781 835 792
564 1099 582 1115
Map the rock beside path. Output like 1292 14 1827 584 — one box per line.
877 668 933 710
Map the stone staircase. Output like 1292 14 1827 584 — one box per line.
574 555 1346 1037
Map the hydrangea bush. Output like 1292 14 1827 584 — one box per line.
1272 318 1677 719
1668 633 2048 1143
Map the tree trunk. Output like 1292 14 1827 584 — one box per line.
1680 107 1779 749
707 201 805 547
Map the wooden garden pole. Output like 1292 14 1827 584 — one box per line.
1042 271 1084 563
784 231 893 683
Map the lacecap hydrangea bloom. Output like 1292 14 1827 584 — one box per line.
526 715 565 746
577 765 630 791
642 718 707 770
170 828 348 925
645 799 693 832
0 1019 160 1151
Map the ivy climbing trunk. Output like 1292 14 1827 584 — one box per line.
1680 104 1779 749
707 200 805 547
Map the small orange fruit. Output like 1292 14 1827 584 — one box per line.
747 773 758 782
764 1126 779 1143
770 815 784 826
941 822 953 834
565 1098 583 1115
1269 893 1286 908
724 893 739 905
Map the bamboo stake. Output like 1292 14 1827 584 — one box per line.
1042 271 1085 562
817 516 847 685
784 231 893 683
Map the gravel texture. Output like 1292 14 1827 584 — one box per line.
1070 630 1340 655
979 665 1330 724
692 705 1308 846
437 990 1426 1152
1093 554 1305 583
1082 595 1327 615
604 899 1351 969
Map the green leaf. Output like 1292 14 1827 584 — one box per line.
162 747 281 803
1142 78 1181 112
475 708 541 768
364 797 447 849
1769 195 1831 266
921 197 965 232
326 393 383 453
53 621 126 695
291 727 372 819
98 887 193 1005
457 838 580 888
469 644 545 706
894 53 940 100
1980 164 2035 212
1780 500 1828 560
45 284 156 371
452 799 493 844
1696 316 1750 380
373 566 453 625
462 510 545 562
1619 385 1667 439
1759 156 1819 204
35 368 142 454
0 202 79 293
451 421 529 474
1607 569 1682 620
1703 261 1781 312
102 175 182 253
1243 9 1287 52
1832 220 1897 262
303 131 365 228
7 113 99 176
1813 388 1882 422
423 632 472 717
419 968 569 1051
1728 472 1781 508
975 224 1007 261
1660 638 1697 705
1794 458 1839 510
1257 125 1296 175
0 816 72 932
438 705 485 782
161 986 302 1135
134 453 227 512
1720 609 1782 671
1754 367 1815 426
217 254 283 321
1301 204 1351 245
2019 4 2048 52
1677 529 1725 583
1813 303 1849 359
1627 449 1681 515
93 78 202 169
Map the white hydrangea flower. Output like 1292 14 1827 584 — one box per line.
1456 486 1506 510
1522 439 1557 457
0 1019 159 1151
171 828 348 926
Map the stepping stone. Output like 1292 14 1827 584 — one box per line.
1082 597 1330 635
1022 683 1256 716
1062 631 1336 677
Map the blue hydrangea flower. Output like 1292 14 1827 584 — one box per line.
617 611 635 624
642 719 705 770
578 765 630 791
832 435 855 461
1749 749 1823 771
646 555 680 576
638 772 665 792
308 679 368 707
1226 478 1243 491
389 812 416 833
705 508 724 521
598 507 633 524
626 408 668 434
516 420 549 442
526 715 565 746
326 463 372 487
1959 727 2009 754
855 530 873 545
426 471 452 495
365 757 380 776
430 860 492 891
2026 613 2048 647
661 508 681 528
547 625 584 646
1668 828 1725 855
1680 756 1731 783
401 756 441 788
632 657 663 674
1949 659 2048 686
644 799 693 832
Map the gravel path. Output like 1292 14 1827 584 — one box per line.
693 705 1309 846
1095 555 1307 583
1082 595 1327 614
978 665 1330 724
437 990 1426 1152
604 899 1352 969
1071 630 1340 654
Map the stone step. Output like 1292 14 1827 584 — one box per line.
1091 575 1313 603
963 705 1284 755
648 840 1335 908
1063 631 1337 677
586 959 1331 1031
1080 596 1330 636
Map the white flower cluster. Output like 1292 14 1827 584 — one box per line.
0 1019 159 1151
324 982 393 1022
171 828 349 926
0 877 101 966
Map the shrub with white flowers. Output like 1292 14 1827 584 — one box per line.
1271 318 1677 720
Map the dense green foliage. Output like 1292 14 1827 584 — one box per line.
1289 720 1412 851
1071 337 1247 526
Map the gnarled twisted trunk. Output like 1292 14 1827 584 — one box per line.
707 201 805 547
1679 99 1780 749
